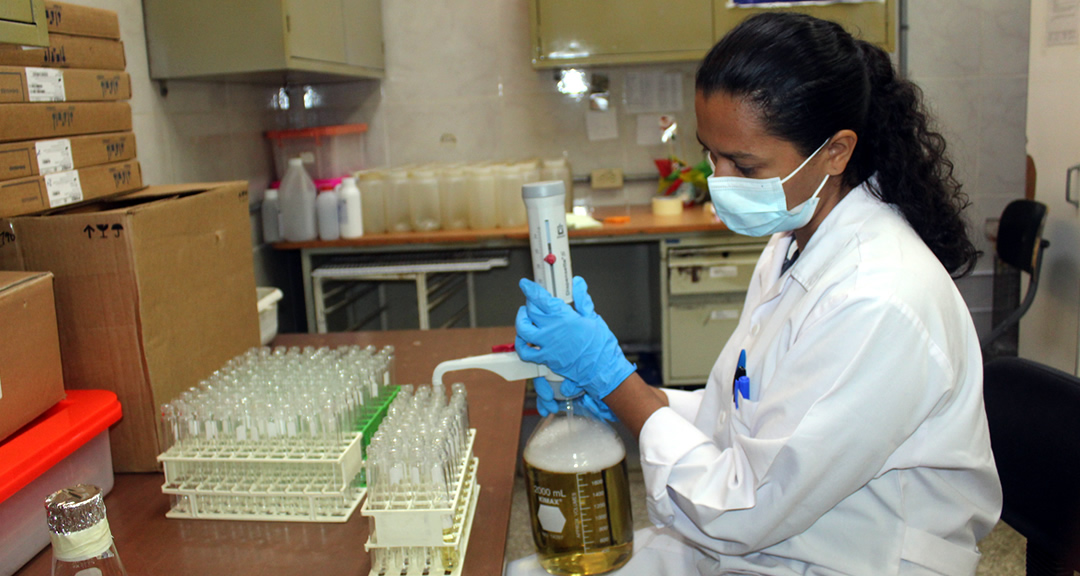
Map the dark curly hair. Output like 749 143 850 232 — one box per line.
696 12 979 277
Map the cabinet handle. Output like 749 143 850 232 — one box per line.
1068 164 1080 208
286 14 291 33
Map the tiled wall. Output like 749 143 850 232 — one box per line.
906 0 1031 336
80 0 1028 338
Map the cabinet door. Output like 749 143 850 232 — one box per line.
532 0 713 68
0 0 48 47
668 295 743 381
342 0 383 70
285 0 347 64
714 0 895 52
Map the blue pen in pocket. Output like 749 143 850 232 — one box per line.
733 349 750 409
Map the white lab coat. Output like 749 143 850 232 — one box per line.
507 182 1002 576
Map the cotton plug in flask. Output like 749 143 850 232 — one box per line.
45 484 127 576
523 400 633 575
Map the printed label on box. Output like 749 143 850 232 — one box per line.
26 67 65 102
35 139 74 174
710 309 739 321
709 265 738 278
44 170 83 207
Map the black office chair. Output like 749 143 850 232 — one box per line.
982 200 1050 357
984 357 1080 575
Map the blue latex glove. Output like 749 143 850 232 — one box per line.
532 376 616 422
515 276 636 401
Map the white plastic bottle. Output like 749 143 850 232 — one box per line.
280 158 318 242
261 188 282 243
317 185 341 241
339 176 364 238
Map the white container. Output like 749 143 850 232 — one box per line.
494 164 526 228
317 187 341 241
517 159 541 184
0 390 119 576
386 170 413 233
338 177 364 239
439 167 469 230
409 168 442 232
0 433 114 576
357 170 387 235
261 188 282 243
280 158 318 242
257 287 283 345
465 165 497 230
267 124 367 180
541 157 574 213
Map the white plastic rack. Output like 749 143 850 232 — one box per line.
159 430 366 522
362 430 480 576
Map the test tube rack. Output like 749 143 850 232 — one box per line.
157 386 399 523
362 430 480 576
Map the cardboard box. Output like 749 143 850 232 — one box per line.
0 131 136 182
0 271 66 443
0 67 130 103
0 101 131 143
45 2 121 40
0 34 125 71
0 182 260 471
0 160 142 218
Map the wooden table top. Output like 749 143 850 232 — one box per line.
274 204 728 250
16 327 525 576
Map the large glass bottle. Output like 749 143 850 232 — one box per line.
45 484 127 576
523 401 633 576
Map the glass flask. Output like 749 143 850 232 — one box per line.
45 484 128 576
523 401 633 576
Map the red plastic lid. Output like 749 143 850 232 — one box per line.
0 390 122 503
265 123 368 141
316 177 343 191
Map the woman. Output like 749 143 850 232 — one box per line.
512 12 1002 576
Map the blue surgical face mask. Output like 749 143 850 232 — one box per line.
707 139 830 237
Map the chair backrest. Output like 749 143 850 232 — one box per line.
984 358 1080 566
997 200 1047 274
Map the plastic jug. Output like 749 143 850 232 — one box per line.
280 158 317 242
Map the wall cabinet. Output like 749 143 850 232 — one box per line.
530 0 895 69
143 0 384 83
0 0 49 47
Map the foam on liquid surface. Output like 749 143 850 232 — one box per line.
524 415 625 474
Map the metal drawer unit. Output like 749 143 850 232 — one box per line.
661 237 765 386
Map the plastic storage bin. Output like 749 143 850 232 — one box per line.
257 287 283 345
0 390 122 576
266 124 368 180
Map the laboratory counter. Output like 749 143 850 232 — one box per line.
273 205 734 336
16 327 525 576
273 204 729 250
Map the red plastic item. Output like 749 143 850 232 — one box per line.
265 123 368 144
0 390 122 503
491 343 516 353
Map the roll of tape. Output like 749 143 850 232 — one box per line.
652 196 683 216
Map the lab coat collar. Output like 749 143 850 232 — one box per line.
787 179 882 291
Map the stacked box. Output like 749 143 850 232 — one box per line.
0 271 66 442
0 1 138 218
0 182 261 472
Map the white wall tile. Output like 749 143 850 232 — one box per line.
907 0 983 79
980 0 1032 78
